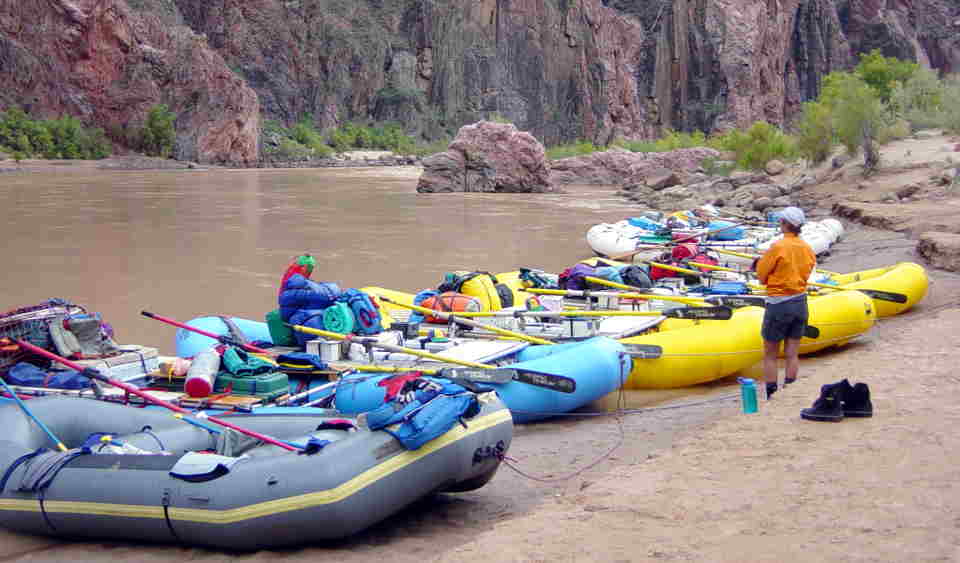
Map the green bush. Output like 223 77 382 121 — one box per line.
889 67 946 131
326 122 418 154
711 121 797 170
822 73 884 157
942 74 960 134
545 140 600 159
615 129 710 153
794 101 834 164
140 104 175 158
0 107 112 160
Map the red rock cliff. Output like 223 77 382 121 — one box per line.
0 0 259 163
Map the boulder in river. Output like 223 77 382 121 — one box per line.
417 121 554 193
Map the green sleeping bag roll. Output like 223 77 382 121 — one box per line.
323 302 356 334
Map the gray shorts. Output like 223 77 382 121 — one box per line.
762 295 808 342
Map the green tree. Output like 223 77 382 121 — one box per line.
794 101 834 164
824 73 885 172
854 49 918 102
942 74 960 134
141 104 175 157
889 67 945 130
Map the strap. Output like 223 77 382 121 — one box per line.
217 316 248 346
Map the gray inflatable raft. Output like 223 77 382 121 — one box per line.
0 395 512 550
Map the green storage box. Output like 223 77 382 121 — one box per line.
214 371 289 401
266 309 297 346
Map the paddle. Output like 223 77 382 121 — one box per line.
0 376 68 451
142 311 271 355
15 339 302 452
448 307 734 321
287 323 577 393
528 286 707 307
377 296 556 345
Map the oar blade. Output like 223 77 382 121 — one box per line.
857 289 908 304
622 343 664 359
705 295 767 308
441 368 516 385
663 306 733 320
514 371 577 393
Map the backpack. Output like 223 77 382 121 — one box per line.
339 289 383 335
438 271 514 310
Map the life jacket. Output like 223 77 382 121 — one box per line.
438 271 514 311
278 254 316 297
339 289 383 335
419 292 482 323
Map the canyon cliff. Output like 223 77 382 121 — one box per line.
2 0 959 163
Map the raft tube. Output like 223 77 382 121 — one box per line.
0 396 512 549
619 290 877 388
175 316 273 358
330 336 629 423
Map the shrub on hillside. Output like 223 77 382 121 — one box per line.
0 108 111 159
139 104 175 158
794 101 834 164
545 140 600 159
942 74 960 134
712 121 797 170
889 67 946 131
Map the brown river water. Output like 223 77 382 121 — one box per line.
0 165 752 560
2 166 639 350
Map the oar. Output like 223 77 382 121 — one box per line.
609 221 748 262
142 311 271 355
582 276 720 304
377 296 555 345
713 248 841 276
528 286 707 307
686 261 907 304
0 376 68 452
287 324 576 393
447 307 734 321
15 339 301 452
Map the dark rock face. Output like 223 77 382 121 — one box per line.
0 0 259 163
417 121 553 193
2 0 958 162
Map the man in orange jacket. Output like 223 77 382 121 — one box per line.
754 207 816 398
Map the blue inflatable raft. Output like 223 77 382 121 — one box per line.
328 336 628 423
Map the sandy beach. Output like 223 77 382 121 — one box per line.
0 134 958 562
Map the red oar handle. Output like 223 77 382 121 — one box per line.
14 339 298 452
141 311 271 355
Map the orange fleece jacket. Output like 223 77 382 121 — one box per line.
756 232 816 297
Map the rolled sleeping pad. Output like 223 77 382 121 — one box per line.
707 220 745 241
322 302 356 335
184 348 220 398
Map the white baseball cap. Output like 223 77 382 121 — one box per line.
780 206 805 227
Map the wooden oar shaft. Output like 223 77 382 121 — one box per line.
378 297 554 346
288 324 496 369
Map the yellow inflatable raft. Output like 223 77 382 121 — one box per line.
818 262 928 318
621 290 877 389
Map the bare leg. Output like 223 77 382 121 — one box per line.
783 338 801 382
763 340 781 384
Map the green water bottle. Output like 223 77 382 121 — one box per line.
738 377 758 414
